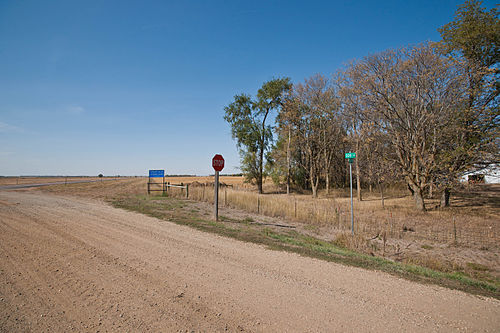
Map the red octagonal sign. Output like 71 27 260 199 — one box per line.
212 154 224 172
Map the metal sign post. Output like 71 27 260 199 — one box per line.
212 154 225 221
214 171 219 220
148 169 165 195
345 152 356 235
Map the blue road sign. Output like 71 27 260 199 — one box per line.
149 170 165 178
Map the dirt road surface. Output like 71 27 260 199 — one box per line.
1 191 499 332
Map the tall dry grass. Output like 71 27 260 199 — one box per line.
42 177 498 249
166 183 499 249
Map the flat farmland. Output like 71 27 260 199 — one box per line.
0 176 104 186
162 175 245 186
39 177 245 199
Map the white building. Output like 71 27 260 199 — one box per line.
461 164 500 184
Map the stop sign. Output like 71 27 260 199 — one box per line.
212 154 224 172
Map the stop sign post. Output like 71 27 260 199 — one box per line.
212 154 224 221
212 154 224 172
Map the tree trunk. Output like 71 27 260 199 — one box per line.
310 167 318 198
412 185 426 211
311 183 318 198
323 128 329 196
378 181 384 208
258 145 264 194
257 176 263 194
258 109 270 195
325 172 330 195
286 126 291 195
441 188 450 207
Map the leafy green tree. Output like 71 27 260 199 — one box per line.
224 78 292 193
267 134 288 189
438 0 499 69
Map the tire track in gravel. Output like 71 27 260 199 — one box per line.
1 191 499 332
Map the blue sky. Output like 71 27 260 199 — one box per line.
0 0 493 176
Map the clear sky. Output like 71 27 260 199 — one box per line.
0 0 494 176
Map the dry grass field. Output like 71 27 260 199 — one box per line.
38 176 499 286
0 176 103 186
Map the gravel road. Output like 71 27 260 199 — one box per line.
0 191 499 332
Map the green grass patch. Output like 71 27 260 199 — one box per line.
466 262 491 271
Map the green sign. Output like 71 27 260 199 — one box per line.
345 152 356 159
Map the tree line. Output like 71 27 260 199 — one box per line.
224 0 499 211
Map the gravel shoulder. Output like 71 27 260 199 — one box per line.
1 191 499 332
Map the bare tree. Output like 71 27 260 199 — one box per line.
279 74 339 197
338 72 366 201
358 124 398 207
342 44 466 211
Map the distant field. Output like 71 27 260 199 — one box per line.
0 176 104 186
161 176 245 186
39 176 245 199
0 175 245 187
